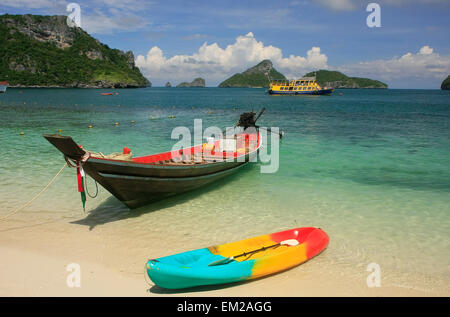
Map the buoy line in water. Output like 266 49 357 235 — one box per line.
0 163 67 221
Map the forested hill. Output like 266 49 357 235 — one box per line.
304 70 388 89
218 60 285 88
441 76 450 90
0 14 150 88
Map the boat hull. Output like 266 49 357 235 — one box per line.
82 156 253 208
268 88 334 95
43 133 261 209
146 227 329 289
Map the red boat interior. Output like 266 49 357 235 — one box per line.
132 132 260 164
270 227 330 259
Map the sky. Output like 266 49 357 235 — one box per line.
1 0 450 88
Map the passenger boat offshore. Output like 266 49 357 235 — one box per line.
44 110 266 209
268 76 334 95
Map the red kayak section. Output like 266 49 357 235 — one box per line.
270 227 329 259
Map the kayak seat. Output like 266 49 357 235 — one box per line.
158 248 227 267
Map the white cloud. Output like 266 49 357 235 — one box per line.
0 0 152 34
81 9 152 34
136 32 328 86
338 46 450 87
314 0 356 11
137 37 450 88
419 45 434 55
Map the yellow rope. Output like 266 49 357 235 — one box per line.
0 163 67 222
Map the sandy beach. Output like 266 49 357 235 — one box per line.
0 211 446 297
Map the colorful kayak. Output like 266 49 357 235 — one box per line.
146 227 329 289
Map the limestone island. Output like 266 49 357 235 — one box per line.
218 60 285 88
218 60 387 89
304 70 387 89
176 78 205 87
0 14 150 88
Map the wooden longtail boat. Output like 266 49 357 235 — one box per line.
43 111 265 209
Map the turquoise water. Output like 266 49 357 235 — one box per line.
0 87 449 293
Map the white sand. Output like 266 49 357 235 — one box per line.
0 215 445 297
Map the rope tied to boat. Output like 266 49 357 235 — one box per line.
0 163 67 222
64 152 98 200
64 151 90 168
64 152 100 211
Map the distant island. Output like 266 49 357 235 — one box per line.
218 60 285 88
0 14 150 88
441 76 450 90
218 60 387 89
304 70 388 89
165 82 172 87
176 77 205 87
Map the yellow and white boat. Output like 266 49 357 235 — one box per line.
268 76 334 95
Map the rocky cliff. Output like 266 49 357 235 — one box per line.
0 14 150 88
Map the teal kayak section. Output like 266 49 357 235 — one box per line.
146 248 255 289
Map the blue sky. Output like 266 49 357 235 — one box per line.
1 0 450 88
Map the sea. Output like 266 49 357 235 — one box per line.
0 87 449 293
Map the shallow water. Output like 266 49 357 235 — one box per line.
0 87 449 293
